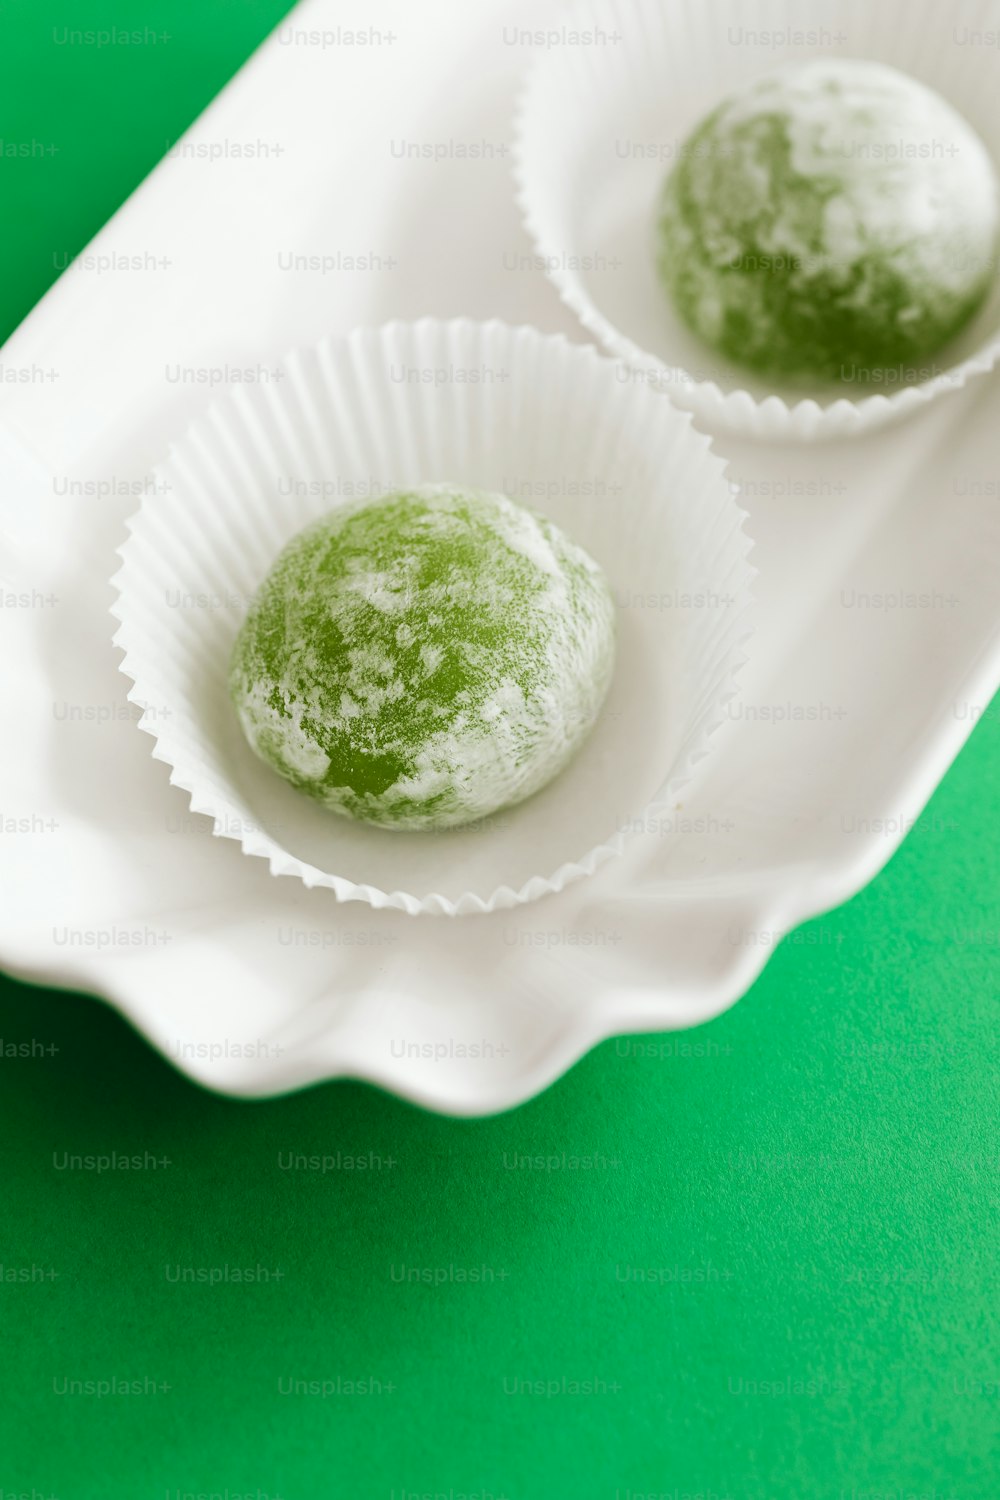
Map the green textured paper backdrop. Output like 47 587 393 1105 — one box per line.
1 3 998 1496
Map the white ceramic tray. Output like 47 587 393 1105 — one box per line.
1 0 998 1114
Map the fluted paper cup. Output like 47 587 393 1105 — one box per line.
514 0 1000 442
111 319 754 916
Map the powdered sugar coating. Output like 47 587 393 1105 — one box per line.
229 485 617 830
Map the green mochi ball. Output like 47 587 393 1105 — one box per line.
656 59 1000 385
229 485 617 831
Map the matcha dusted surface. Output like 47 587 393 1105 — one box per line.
230 485 616 831
657 59 1000 385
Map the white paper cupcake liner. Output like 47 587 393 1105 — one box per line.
513 0 1000 443
110 318 754 916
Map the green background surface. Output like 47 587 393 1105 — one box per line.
1 3 998 1496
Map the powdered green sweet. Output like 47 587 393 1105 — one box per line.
656 59 1000 385
230 485 616 831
